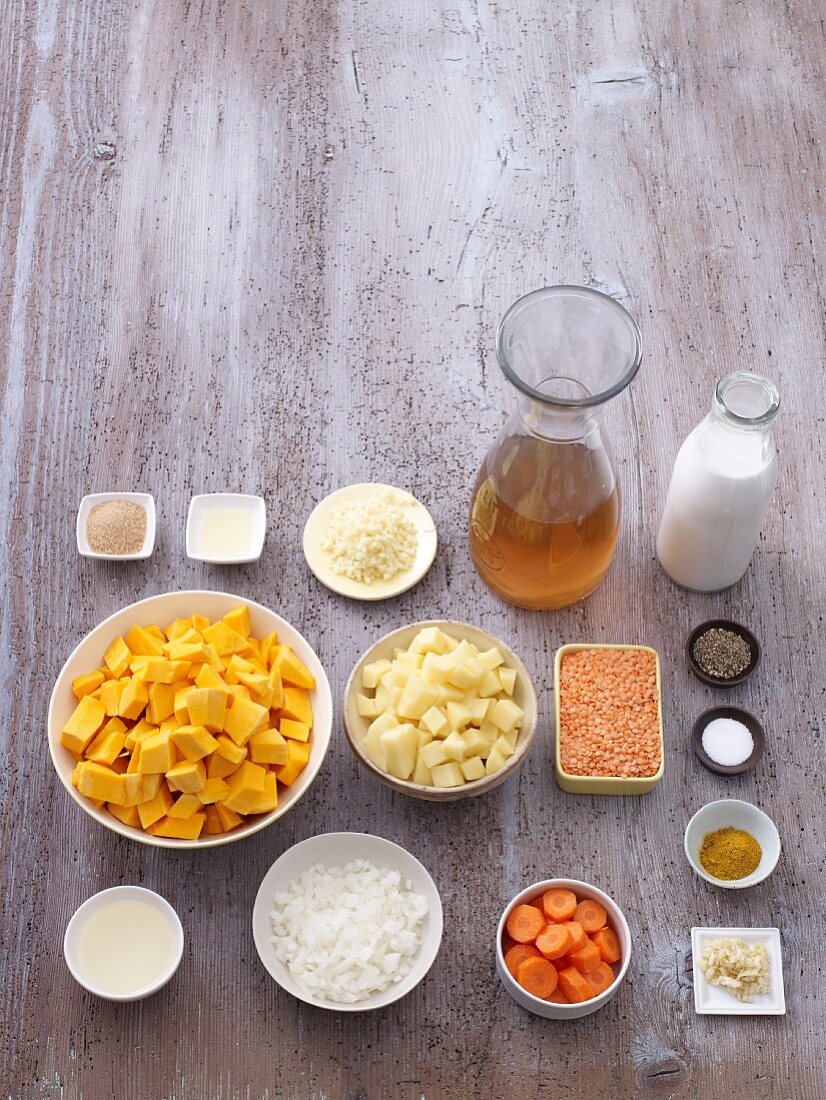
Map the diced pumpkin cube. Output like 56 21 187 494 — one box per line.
202 805 223 834
224 654 255 684
99 679 128 716
103 636 132 678
138 729 177 774
206 752 242 779
279 718 310 743
118 679 149 721
61 695 107 753
147 682 177 724
191 614 209 633
280 687 312 727
431 761 464 788
171 724 219 762
125 626 165 657
85 717 128 765
203 619 251 658
123 772 162 806
166 759 207 793
215 801 243 832
223 605 252 638
222 760 268 813
123 717 157 751
273 740 310 787
150 812 205 840
72 670 105 700
166 641 212 665
74 761 127 804
196 777 231 804
226 684 250 704
167 793 203 819
270 647 316 690
259 631 278 666
267 666 284 710
241 771 278 814
107 802 141 828
194 664 230 693
110 754 129 774
133 658 191 684
214 734 247 765
223 696 268 745
164 617 192 640
174 686 196 725
249 728 289 765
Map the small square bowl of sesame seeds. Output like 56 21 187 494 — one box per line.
553 643 664 796
76 493 156 560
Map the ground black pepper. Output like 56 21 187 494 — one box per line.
692 628 752 679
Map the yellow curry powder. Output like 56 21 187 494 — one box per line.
699 826 762 880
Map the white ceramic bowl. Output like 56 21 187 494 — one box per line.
186 493 266 563
77 493 156 560
64 885 184 1001
684 799 781 889
496 878 632 1019
48 590 332 848
252 832 443 1012
343 620 538 801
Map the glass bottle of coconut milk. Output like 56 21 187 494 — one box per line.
656 372 780 591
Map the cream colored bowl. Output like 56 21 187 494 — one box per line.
343 619 538 801
48 590 333 848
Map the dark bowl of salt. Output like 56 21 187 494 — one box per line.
691 706 765 776
686 619 760 687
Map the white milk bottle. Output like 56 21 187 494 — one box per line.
656 372 780 591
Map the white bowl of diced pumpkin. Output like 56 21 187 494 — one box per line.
48 591 333 847
343 621 537 801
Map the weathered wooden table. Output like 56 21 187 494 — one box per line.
2 1 824 1097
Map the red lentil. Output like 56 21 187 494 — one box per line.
558 648 661 778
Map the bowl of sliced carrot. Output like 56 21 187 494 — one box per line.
496 878 631 1019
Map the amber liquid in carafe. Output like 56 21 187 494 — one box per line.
469 434 620 610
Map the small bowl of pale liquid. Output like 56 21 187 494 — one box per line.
64 886 184 1001
186 493 266 563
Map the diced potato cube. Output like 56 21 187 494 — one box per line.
249 727 289 765
103 637 132 678
274 740 310 787
490 698 524 734
280 688 312 727
85 717 128 765
446 656 485 690
363 725 389 771
374 682 390 710
411 756 434 785
74 761 127 805
501 728 519 752
196 777 231 804
431 762 464 788
362 659 391 690
356 693 380 719
416 728 433 748
396 678 440 721
61 695 106 753
446 701 473 731
380 723 418 780
441 732 467 762
223 697 268 745
477 670 503 698
477 646 505 671
466 697 491 724
166 759 207 793
478 719 499 743
185 687 227 733
461 728 491 759
419 652 454 684
460 756 486 782
419 740 450 769
493 734 515 760
171 725 219 762
394 652 424 671
388 666 411 690
420 706 449 738
485 746 508 776
435 684 466 705
498 667 517 696
214 734 246 765
167 793 203 819
409 627 449 655
72 670 105 700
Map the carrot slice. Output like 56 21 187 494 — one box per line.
564 920 587 952
517 956 559 999
535 923 572 961
542 888 578 923
592 927 621 964
504 944 541 979
586 961 616 997
557 965 595 1003
546 988 569 1004
568 939 602 974
528 897 546 914
573 898 607 933
506 904 546 944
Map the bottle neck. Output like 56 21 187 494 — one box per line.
712 372 780 436
517 394 602 442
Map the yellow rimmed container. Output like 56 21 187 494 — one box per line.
554 643 664 795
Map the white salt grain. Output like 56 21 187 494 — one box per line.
701 717 754 767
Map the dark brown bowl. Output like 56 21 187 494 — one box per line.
686 620 760 687
691 706 765 775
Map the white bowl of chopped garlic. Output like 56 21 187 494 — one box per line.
48 590 332 848
343 620 538 800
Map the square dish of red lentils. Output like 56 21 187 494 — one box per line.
557 647 662 778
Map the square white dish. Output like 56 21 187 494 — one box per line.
76 493 156 560
691 927 785 1015
186 493 266 563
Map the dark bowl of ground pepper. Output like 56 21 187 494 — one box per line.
686 620 760 687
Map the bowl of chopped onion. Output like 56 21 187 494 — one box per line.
252 832 443 1011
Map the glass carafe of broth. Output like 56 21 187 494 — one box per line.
469 286 642 610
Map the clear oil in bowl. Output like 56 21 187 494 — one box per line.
469 434 619 610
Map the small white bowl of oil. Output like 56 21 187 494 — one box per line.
63 885 184 1001
186 493 266 563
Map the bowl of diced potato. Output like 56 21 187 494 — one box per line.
48 591 333 848
343 621 538 801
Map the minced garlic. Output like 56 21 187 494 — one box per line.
320 490 418 584
699 937 770 1002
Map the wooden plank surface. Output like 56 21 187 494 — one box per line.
1 0 824 1097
